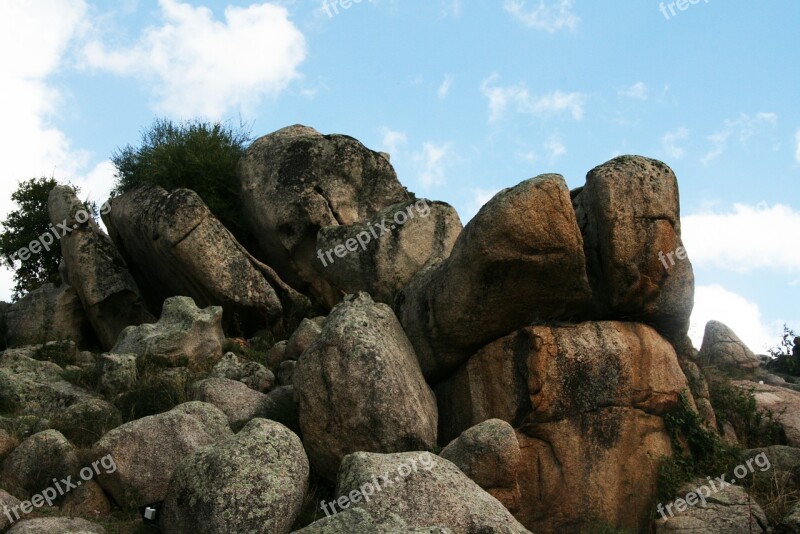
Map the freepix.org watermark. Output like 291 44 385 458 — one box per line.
3 454 117 525
320 452 435 517
322 0 373 18
659 0 709 21
656 451 771 521
316 199 431 268
1 201 110 268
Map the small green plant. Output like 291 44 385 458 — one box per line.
706 370 786 448
111 118 253 247
32 340 76 368
658 391 740 504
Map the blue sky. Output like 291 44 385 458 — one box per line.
2 0 798 352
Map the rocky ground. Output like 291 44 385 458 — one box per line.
0 125 798 533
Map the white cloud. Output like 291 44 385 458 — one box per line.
503 0 578 33
0 0 90 217
481 75 585 122
619 81 648 101
701 112 777 165
544 133 566 160
438 74 454 99
83 0 306 118
413 142 453 189
690 285 776 353
661 127 689 160
682 203 800 273
380 128 408 155
795 128 800 163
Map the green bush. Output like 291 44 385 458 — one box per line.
111 118 253 246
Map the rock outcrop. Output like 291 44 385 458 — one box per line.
294 293 437 480
4 283 93 347
572 156 694 343
104 185 309 335
397 174 592 382
734 381 799 446
111 296 224 370
437 321 688 531
699 320 761 370
161 419 309 534
314 199 462 304
238 125 409 306
48 185 154 349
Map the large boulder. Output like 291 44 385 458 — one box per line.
160 419 309 534
47 185 154 350
654 478 768 533
92 402 232 508
209 352 274 392
314 199 462 305
0 489 22 531
333 451 531 533
190 377 268 430
437 321 689 532
4 283 93 347
104 185 309 335
699 321 761 370
734 381 800 446
294 293 437 480
0 430 79 500
396 174 592 382
238 125 409 306
440 419 521 513
572 156 694 343
111 296 224 370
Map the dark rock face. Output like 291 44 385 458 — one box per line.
572 156 694 343
238 125 409 306
396 174 592 382
48 185 154 349
103 185 309 335
4 283 93 347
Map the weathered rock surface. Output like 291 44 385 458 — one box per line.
295 508 453 533
295 293 437 480
93 402 232 508
111 296 224 369
209 352 274 392
654 478 768 533
104 185 309 334
699 321 761 370
62 479 112 517
238 125 409 306
780 501 800 533
0 348 120 444
191 377 268 430
734 381 800 446
4 283 92 347
0 430 79 500
7 517 107 533
314 199 462 304
440 419 521 513
397 174 592 381
284 317 324 362
96 353 137 397
261 385 299 434
0 489 22 531
437 321 688 532
161 419 309 534
572 156 694 343
335 451 531 533
48 185 154 349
